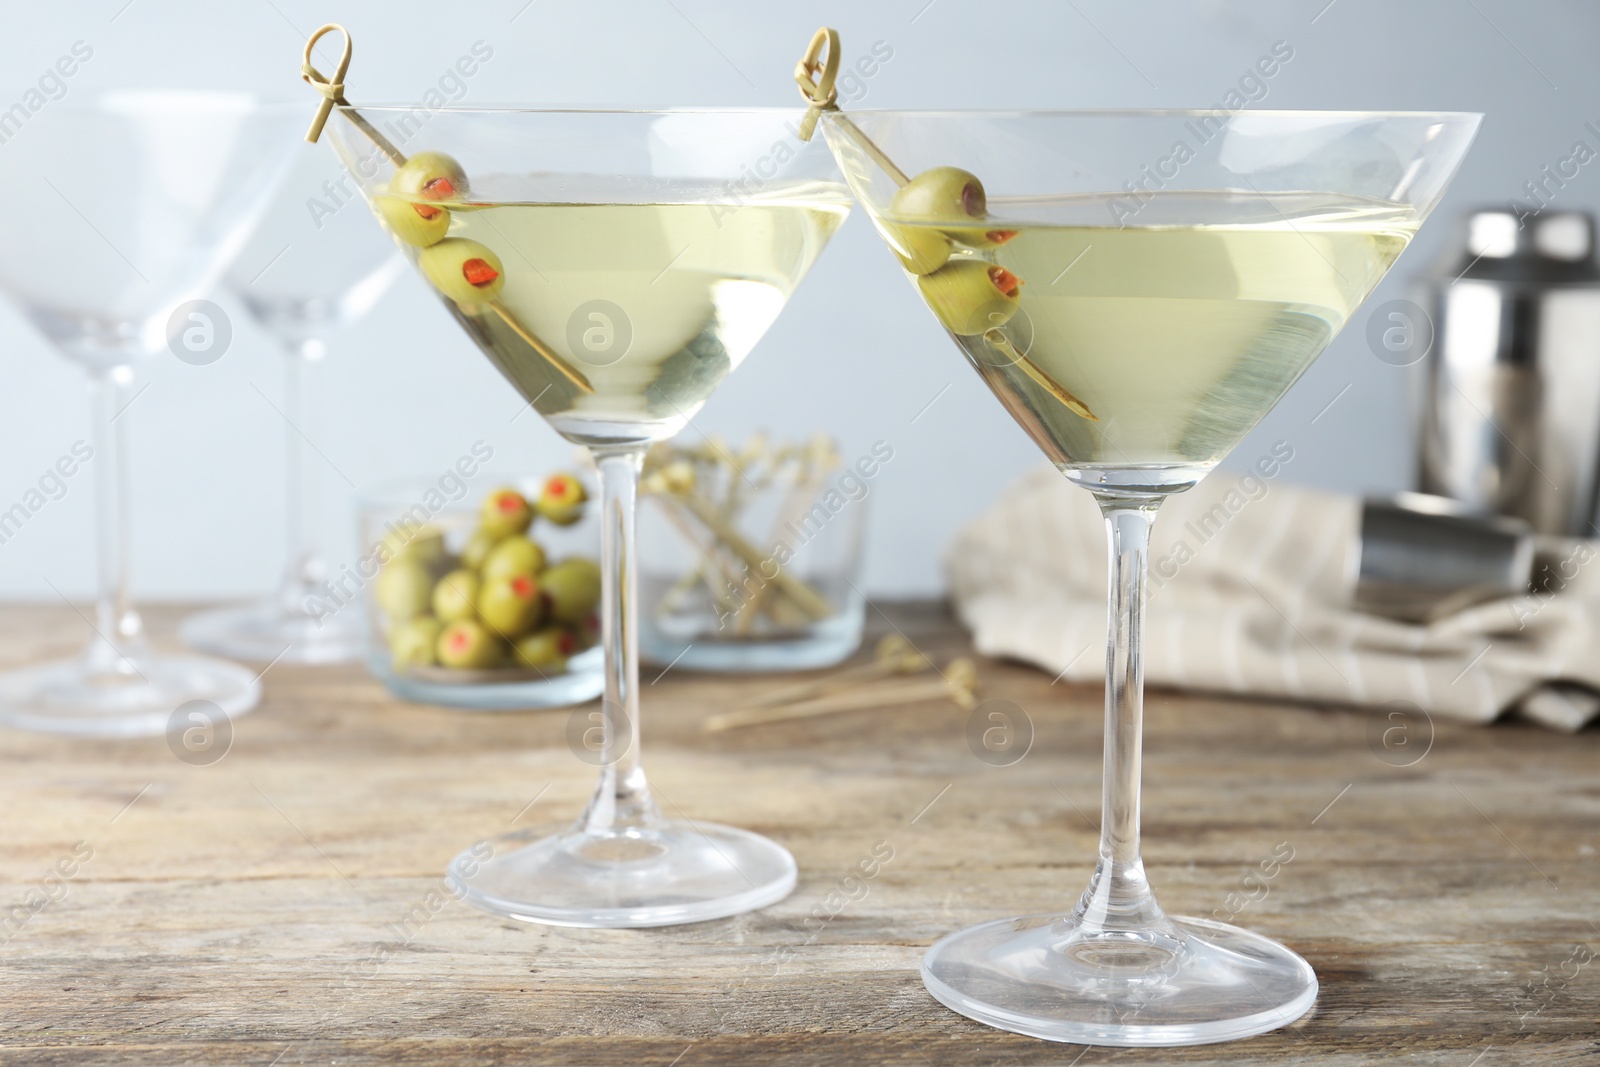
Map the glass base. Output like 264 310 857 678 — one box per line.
447 820 798 928
181 601 365 665
922 913 1317 1047
639 609 863 674
0 651 261 737
367 648 605 711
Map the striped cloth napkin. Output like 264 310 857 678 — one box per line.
947 464 1600 731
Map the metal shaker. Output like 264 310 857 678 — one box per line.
1352 493 1534 622
1417 209 1600 536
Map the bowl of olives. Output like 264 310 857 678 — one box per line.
358 476 604 711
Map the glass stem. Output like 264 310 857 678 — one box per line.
1073 494 1168 932
581 447 660 834
280 338 326 613
85 366 146 675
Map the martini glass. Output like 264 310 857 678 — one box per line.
824 110 1479 1044
181 148 403 664
321 107 850 926
0 92 300 737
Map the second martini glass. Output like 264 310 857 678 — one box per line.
0 92 298 736
824 109 1479 1044
181 147 403 664
321 106 850 926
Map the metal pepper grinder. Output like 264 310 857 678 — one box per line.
1417 208 1600 536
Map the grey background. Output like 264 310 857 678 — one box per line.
0 0 1593 599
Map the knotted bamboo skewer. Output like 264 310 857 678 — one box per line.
704 657 978 732
792 27 1095 422
299 23 594 396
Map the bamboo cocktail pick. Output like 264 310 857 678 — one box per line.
703 657 978 733
793 27 1095 422
742 634 930 709
298 23 595 396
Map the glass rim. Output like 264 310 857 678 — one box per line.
330 103 1481 123
824 107 1484 122
53 91 301 111
332 103 817 117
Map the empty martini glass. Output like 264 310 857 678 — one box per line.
181 147 403 664
0 92 300 736
823 109 1478 1044
318 103 850 926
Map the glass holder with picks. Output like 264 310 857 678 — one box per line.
803 25 1480 1049
637 434 868 673
305 25 850 927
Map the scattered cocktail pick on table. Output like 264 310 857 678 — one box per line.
704 655 978 733
741 634 930 709
792 27 1095 422
298 23 595 395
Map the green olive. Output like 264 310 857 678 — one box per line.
436 618 502 669
537 473 588 525
432 569 481 623
895 166 987 220
376 152 467 250
541 558 601 624
573 613 600 650
375 192 450 248
480 487 534 539
886 167 1019 272
379 524 447 569
477 573 544 640
418 238 505 306
389 615 441 671
375 559 434 621
513 625 576 671
461 528 502 571
883 167 983 275
916 260 1025 336
392 151 468 201
482 535 547 583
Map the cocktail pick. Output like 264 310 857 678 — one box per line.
301 24 404 165
741 634 932 710
792 27 1095 422
704 656 978 732
299 24 595 395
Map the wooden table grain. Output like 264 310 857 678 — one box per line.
0 602 1595 1066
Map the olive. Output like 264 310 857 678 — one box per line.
379 524 446 568
513 626 577 671
437 618 503 669
480 487 534 540
482 535 547 583
884 166 986 275
432 569 481 623
537 473 588 526
895 166 988 220
389 615 441 671
461 528 502 572
477 573 544 639
916 260 1024 336
392 151 468 201
886 167 1019 273
375 152 467 250
375 191 449 248
375 559 433 621
541 558 601 624
418 238 505 306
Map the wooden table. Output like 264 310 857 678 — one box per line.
0 602 1594 1066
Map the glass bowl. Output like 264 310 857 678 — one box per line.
357 475 603 711
636 436 869 672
